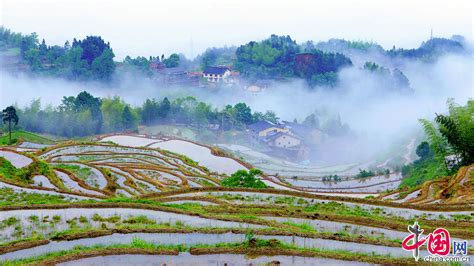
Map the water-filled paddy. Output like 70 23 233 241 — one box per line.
0 150 33 168
1 232 422 260
57 253 372 266
284 173 402 192
101 135 161 147
149 140 246 175
0 208 264 230
32 175 55 189
0 180 93 200
55 170 103 196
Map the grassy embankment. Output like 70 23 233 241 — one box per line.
400 158 448 188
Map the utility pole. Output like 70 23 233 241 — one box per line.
190 37 194 59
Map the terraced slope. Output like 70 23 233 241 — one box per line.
379 164 474 205
0 134 472 265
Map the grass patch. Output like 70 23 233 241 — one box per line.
0 130 54 146
0 188 76 206
0 157 63 188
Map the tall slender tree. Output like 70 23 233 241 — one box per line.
1 106 19 143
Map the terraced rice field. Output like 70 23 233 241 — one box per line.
0 134 472 265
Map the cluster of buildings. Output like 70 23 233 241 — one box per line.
248 120 326 160
148 63 267 92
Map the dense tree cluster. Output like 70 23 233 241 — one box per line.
141 97 274 130
15 92 137 137
1 27 467 86
363 62 411 91
234 35 352 86
295 50 352 86
197 46 236 70
234 35 300 79
0 27 116 81
387 38 465 59
310 39 385 55
7 91 286 137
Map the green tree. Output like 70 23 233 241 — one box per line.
141 98 160 125
158 97 171 118
23 48 42 71
303 113 320 129
74 91 103 133
434 99 474 165
1 106 19 144
67 47 91 80
101 96 126 132
234 103 253 125
194 102 211 127
122 106 136 130
91 48 115 81
415 141 434 162
221 169 267 188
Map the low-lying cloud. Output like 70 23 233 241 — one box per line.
1 52 472 165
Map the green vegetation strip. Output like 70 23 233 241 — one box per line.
1 238 424 266
138 187 474 211
0 188 78 206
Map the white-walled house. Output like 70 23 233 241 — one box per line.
248 121 289 141
265 132 301 148
203 66 231 83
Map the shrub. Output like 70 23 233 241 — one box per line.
221 169 267 189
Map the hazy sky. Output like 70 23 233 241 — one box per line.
1 0 473 59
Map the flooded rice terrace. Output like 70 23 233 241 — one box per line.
1 232 423 260
57 253 372 266
0 134 472 265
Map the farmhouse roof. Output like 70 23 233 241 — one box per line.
203 66 230 75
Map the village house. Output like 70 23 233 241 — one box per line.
248 120 311 160
248 120 289 141
202 66 232 83
265 132 301 148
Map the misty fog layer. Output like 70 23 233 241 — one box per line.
1 53 472 163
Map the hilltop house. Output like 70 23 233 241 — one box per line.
203 66 231 83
